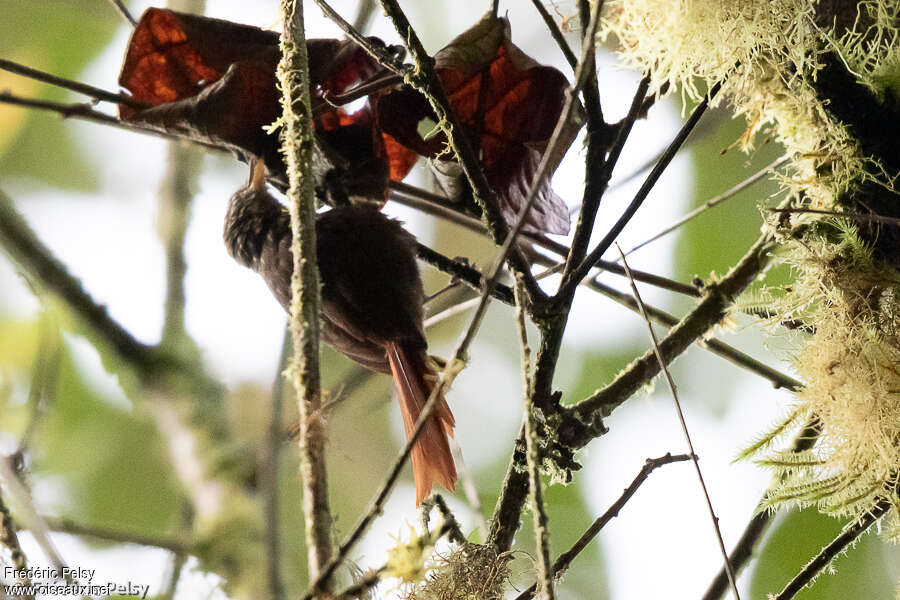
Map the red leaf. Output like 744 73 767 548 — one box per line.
118 8 393 202
379 14 581 234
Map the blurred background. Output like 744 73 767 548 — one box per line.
1 1 898 598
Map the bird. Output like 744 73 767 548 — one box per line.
224 158 456 504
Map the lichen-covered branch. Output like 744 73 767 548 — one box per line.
515 281 555 600
277 0 334 587
571 230 777 428
772 496 893 600
514 453 692 600
377 0 543 301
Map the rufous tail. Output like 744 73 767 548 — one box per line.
386 341 457 505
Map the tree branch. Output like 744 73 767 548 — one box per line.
41 517 189 554
618 245 740 599
277 0 334 588
514 453 692 600
772 496 893 600
702 417 820 600
0 58 145 109
560 79 724 296
377 0 544 301
569 230 777 431
515 281 555 600
0 485 34 597
0 189 163 371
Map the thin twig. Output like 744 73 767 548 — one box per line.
623 156 790 257
351 0 377 32
562 72 650 279
40 517 189 554
0 190 165 371
266 330 291 600
529 0 578 70
18 313 62 455
0 58 146 109
390 181 702 298
0 486 34 597
772 496 893 600
278 0 334 587
768 206 900 226
158 143 201 346
513 453 692 600
316 73 404 114
0 457 67 574
0 91 228 152
515 281 555 600
617 244 741 599
377 0 544 300
332 568 385 600
106 0 138 26
582 277 802 392
702 417 820 600
415 243 515 306
311 0 407 75
562 79 725 295
570 230 777 435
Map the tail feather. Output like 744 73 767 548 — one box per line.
386 342 457 505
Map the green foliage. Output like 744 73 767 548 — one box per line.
0 1 119 190
749 508 895 599
40 339 180 535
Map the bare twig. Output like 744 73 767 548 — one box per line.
0 91 228 152
415 243 515 306
391 181 701 298
0 58 145 109
18 313 62 455
702 418 820 600
311 0 407 75
562 79 725 295
266 330 291 600
277 0 334 587
0 486 34 596
617 244 741 599
514 453 692 600
105 0 138 26
158 143 202 346
582 277 802 392
562 72 650 279
0 457 67 574
377 0 543 300
768 206 900 226
351 0 377 32
0 190 164 371
772 496 893 600
40 517 189 554
623 156 790 257
570 229 777 427
529 0 578 69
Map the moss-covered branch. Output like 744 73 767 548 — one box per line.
276 0 334 588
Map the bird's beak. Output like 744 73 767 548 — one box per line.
249 158 267 192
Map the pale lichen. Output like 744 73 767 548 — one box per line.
398 543 511 600
601 0 900 539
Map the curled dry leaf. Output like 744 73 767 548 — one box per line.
116 9 578 231
117 8 403 203
379 12 581 235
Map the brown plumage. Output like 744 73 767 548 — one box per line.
224 160 456 504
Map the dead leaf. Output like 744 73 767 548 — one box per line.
379 12 581 234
